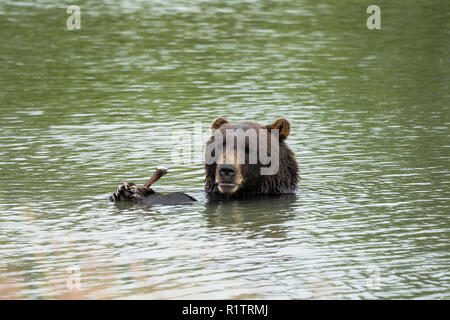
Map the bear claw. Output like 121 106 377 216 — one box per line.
110 182 154 203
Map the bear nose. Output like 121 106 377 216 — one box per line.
219 164 237 179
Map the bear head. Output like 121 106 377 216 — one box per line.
205 117 299 198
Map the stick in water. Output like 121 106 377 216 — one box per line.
144 166 168 188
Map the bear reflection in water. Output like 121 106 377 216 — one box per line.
203 194 298 238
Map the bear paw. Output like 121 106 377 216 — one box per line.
109 182 155 203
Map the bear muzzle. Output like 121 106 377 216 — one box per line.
218 182 239 195
219 164 237 179
216 164 243 195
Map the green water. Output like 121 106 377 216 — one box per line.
0 0 449 299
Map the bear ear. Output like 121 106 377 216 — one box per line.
211 117 229 130
269 117 291 140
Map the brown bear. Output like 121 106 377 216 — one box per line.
205 117 299 198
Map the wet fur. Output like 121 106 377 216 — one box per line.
205 119 299 199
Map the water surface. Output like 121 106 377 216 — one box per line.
0 0 449 299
